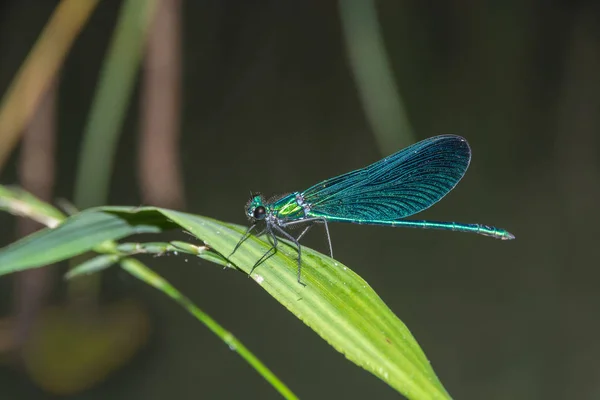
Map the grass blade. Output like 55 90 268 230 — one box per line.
339 0 414 155
65 254 122 279
0 0 100 171
120 257 298 400
73 0 158 208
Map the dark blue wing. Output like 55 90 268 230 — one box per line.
302 135 471 221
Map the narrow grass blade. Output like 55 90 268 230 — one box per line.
120 257 298 400
339 0 414 154
65 254 122 279
0 0 100 171
73 0 158 208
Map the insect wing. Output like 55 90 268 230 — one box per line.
301 135 471 221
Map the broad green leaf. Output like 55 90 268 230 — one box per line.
0 190 293 397
102 207 451 399
0 211 161 275
0 201 451 398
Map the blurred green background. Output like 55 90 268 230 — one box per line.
0 1 599 399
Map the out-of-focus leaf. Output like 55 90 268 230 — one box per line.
65 254 121 279
339 0 414 155
73 0 158 208
0 184 65 227
0 211 162 275
0 0 100 171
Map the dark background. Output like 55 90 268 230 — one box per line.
1 1 599 399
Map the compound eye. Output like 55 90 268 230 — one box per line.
253 206 266 220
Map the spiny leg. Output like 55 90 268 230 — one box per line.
295 224 313 242
272 224 306 286
255 228 267 238
282 217 334 258
229 223 257 259
318 218 333 258
249 228 278 276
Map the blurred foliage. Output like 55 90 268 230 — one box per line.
0 0 99 170
23 298 149 395
74 0 157 209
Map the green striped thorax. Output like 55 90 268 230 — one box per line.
246 193 307 222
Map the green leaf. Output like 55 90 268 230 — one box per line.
65 254 122 279
339 0 414 155
0 193 293 396
0 210 161 275
73 0 158 208
103 207 451 399
0 0 100 170
0 203 451 398
0 185 65 227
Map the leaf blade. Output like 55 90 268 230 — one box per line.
0 210 161 275
0 203 451 399
105 207 451 399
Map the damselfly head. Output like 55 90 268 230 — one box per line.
246 193 266 221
